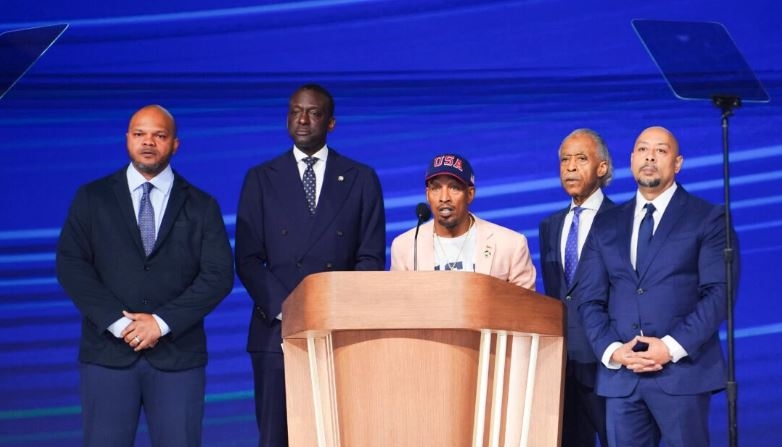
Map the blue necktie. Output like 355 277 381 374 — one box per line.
138 182 155 256
303 156 318 215
564 206 583 285
636 203 656 270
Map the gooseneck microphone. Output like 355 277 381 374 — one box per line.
414 203 431 271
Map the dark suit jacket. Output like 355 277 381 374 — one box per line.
235 149 386 353
539 195 614 386
56 168 234 371
575 185 734 397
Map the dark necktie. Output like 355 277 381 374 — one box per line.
138 182 155 256
303 156 318 215
636 203 656 270
564 206 583 285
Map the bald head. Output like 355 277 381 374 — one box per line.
635 126 678 155
129 105 177 137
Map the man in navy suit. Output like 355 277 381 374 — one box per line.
576 126 736 447
235 84 386 447
56 105 235 446
539 128 613 447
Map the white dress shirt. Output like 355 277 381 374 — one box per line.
560 188 605 267
602 183 686 368
293 145 328 208
629 183 677 269
106 164 175 339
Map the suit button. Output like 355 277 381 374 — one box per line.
296 262 302 268
255 306 267 320
281 229 288 236
144 265 151 271
637 288 644 295
565 295 572 301
325 262 333 269
336 230 344 237
632 323 639 329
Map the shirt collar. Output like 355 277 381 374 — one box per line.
293 145 329 163
571 188 604 212
126 163 175 193
634 182 677 216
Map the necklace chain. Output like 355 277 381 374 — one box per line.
434 215 474 270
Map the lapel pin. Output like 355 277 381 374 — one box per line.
483 245 492 258
337 175 344 182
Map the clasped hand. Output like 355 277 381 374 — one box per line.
120 310 162 352
611 336 672 373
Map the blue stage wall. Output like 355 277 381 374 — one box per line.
1 1 780 445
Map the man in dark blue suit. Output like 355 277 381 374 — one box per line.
576 126 735 447
235 84 386 447
539 128 613 447
56 105 235 446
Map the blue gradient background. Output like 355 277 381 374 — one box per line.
1 1 780 445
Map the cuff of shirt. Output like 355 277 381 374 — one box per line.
662 335 687 363
153 314 171 336
107 316 132 338
601 342 624 369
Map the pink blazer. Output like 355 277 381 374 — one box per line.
390 214 536 290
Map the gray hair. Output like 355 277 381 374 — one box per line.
558 128 613 187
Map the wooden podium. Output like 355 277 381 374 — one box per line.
282 271 565 447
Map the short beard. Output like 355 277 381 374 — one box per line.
133 160 168 177
636 177 661 188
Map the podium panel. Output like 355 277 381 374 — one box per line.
282 271 565 447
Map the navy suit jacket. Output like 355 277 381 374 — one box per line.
235 149 386 353
575 185 734 397
56 168 235 371
539 195 614 386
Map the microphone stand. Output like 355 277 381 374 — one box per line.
713 94 740 447
414 220 422 271
413 204 431 271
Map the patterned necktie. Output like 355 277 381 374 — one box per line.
138 182 156 256
564 206 583 285
303 156 318 215
636 203 656 270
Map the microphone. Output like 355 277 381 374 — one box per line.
413 203 431 271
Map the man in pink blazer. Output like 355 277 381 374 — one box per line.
390 153 536 289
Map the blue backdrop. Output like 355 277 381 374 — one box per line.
1 1 780 445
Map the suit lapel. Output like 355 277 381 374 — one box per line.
265 152 315 256
267 151 310 219
564 197 614 293
302 150 358 251
636 187 688 279
617 199 636 272
473 217 494 275
551 208 568 286
154 173 188 256
111 171 147 258
597 197 615 214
